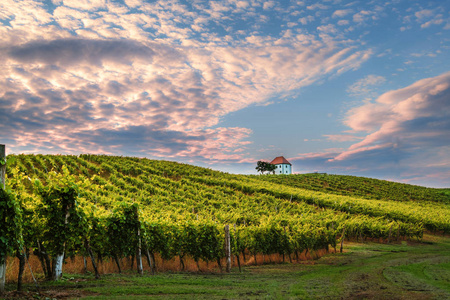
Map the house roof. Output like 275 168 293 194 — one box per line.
270 156 292 165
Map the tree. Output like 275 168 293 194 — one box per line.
255 161 266 174
255 161 276 175
266 163 276 174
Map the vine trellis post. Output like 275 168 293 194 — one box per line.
0 144 5 188
0 145 6 294
340 227 346 253
224 225 231 273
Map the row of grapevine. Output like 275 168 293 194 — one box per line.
188 175 450 233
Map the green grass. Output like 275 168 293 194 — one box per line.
4 235 449 300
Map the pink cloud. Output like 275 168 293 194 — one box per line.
331 72 450 165
332 9 353 18
291 151 339 160
173 127 253 163
279 72 450 186
352 10 374 23
0 0 373 164
323 134 364 142
347 74 386 98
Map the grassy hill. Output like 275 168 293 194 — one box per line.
251 173 450 204
8 153 449 203
6 154 449 233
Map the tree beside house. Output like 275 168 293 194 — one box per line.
256 156 292 175
270 156 292 175
255 160 276 174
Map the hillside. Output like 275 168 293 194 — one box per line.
5 154 450 232
251 173 450 204
2 154 449 281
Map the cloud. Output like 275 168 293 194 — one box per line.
421 18 444 29
352 10 374 24
289 151 347 173
7 39 157 66
343 72 450 151
175 127 253 163
404 7 449 30
323 134 364 142
337 20 350 26
263 1 275 10
347 74 386 98
0 0 375 165
332 9 353 18
317 24 338 35
62 0 106 11
415 9 434 20
306 4 328 10
289 73 450 187
1 33 370 161
329 72 450 185
298 16 315 25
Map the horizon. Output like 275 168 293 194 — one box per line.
1 0 449 188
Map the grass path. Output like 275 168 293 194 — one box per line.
3 234 449 299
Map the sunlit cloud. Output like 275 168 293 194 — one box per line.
319 72 450 185
0 0 372 163
338 72 450 158
347 74 386 99
323 134 364 142
332 9 353 18
288 72 450 187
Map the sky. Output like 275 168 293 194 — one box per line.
0 0 449 188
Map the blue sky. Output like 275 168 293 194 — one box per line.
0 0 449 187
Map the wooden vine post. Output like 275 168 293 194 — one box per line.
224 225 231 273
0 144 6 294
84 239 100 279
0 144 4 188
388 225 393 244
53 200 70 280
234 224 242 273
135 206 143 276
340 227 346 253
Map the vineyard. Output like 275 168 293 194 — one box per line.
1 154 449 292
252 173 450 204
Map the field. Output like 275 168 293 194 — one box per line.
1 154 450 299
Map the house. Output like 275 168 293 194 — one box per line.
270 156 292 175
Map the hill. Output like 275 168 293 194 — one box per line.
251 173 450 204
5 154 450 232
2 154 449 282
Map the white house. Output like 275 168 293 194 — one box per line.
270 156 292 175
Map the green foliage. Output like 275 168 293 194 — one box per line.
0 187 23 262
36 167 87 257
255 161 276 175
106 202 141 259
